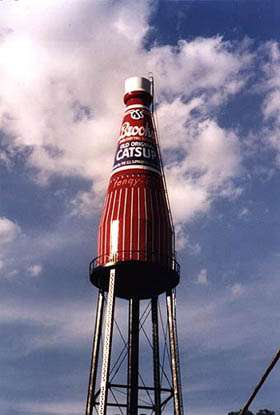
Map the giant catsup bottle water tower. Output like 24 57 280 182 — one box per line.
85 77 184 415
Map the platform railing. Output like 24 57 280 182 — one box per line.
89 250 180 276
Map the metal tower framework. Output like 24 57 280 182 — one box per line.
85 268 184 415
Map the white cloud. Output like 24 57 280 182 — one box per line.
175 226 201 254
0 218 87 282
231 282 244 298
0 217 21 246
147 36 250 102
0 1 251 228
27 264 43 277
260 41 280 167
0 292 127 356
5 400 82 415
177 273 279 355
185 120 241 189
71 181 106 217
0 298 92 354
163 117 241 224
238 207 250 218
0 149 11 167
0 1 151 184
5 269 18 279
174 223 188 251
188 241 201 256
166 172 210 223
197 268 208 285
262 42 280 120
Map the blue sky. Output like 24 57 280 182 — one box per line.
0 1 280 414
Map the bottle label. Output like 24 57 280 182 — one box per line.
112 108 161 174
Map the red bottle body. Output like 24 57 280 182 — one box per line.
98 90 173 267
91 79 179 299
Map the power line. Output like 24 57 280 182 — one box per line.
239 347 280 415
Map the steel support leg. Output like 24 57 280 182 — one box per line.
86 290 105 415
151 297 161 415
166 290 184 415
127 298 140 415
99 269 116 415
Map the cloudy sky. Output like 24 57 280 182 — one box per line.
0 1 280 414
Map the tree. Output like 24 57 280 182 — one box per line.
256 410 275 415
228 411 254 415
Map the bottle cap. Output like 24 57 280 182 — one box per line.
124 76 151 96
